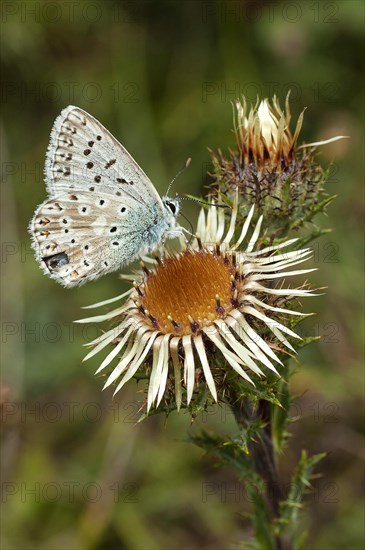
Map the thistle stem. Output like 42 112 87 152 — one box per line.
231 396 291 550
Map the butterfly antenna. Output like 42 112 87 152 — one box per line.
166 157 191 196
179 196 230 209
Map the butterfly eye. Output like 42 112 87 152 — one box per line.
166 201 176 215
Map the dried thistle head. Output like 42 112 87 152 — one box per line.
209 94 345 238
234 95 304 167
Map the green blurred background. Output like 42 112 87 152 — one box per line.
1 1 363 548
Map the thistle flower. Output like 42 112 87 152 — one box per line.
76 193 316 413
210 94 346 235
234 95 304 167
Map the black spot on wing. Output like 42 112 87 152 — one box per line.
43 252 69 271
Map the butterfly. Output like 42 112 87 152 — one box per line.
29 106 184 288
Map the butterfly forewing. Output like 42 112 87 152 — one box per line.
45 106 162 207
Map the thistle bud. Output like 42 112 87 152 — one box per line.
209 94 345 238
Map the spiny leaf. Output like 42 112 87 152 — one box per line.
290 194 337 231
271 377 292 453
277 450 326 541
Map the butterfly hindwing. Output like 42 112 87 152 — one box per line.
30 191 159 287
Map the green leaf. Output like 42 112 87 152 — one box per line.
186 430 252 477
248 476 277 550
277 450 326 542
271 378 292 453
289 194 337 232
294 227 333 250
